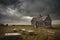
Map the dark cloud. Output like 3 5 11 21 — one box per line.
0 0 21 5
0 0 60 24
17 0 60 20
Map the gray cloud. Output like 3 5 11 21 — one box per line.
0 0 60 25
0 0 20 6
17 0 60 19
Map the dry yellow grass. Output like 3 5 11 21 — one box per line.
0 25 60 40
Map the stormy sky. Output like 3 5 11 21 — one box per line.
0 0 60 25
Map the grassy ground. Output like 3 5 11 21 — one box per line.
0 25 60 40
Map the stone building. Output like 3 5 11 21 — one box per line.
31 15 52 28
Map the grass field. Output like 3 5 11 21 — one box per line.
0 25 60 40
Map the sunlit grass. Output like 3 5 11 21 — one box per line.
0 25 60 40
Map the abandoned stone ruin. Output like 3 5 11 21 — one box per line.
31 14 52 28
